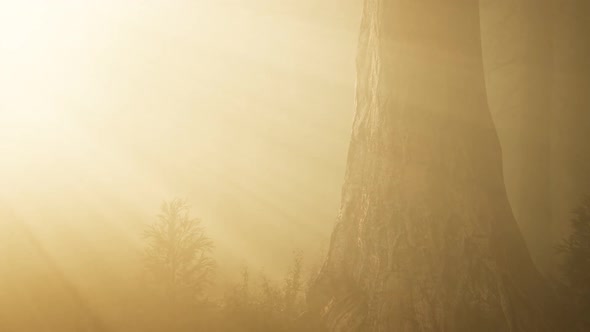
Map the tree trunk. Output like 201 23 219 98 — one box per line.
550 0 590 259
479 0 555 275
309 1 554 331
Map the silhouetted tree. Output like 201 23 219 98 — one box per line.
143 198 214 309
559 196 590 329
283 250 304 316
221 252 307 332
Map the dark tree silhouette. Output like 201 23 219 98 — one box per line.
143 198 214 308
559 196 590 329
221 252 307 332
283 250 304 316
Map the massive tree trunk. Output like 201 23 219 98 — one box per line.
479 0 555 275
309 1 554 331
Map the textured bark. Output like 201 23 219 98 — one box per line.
309 1 554 331
480 0 555 274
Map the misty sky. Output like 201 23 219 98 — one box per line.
0 1 362 281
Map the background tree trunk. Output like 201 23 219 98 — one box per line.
309 1 554 330
479 0 555 275
549 0 590 264
480 0 590 278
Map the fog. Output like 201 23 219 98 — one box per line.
1 0 359 277
0 0 588 331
